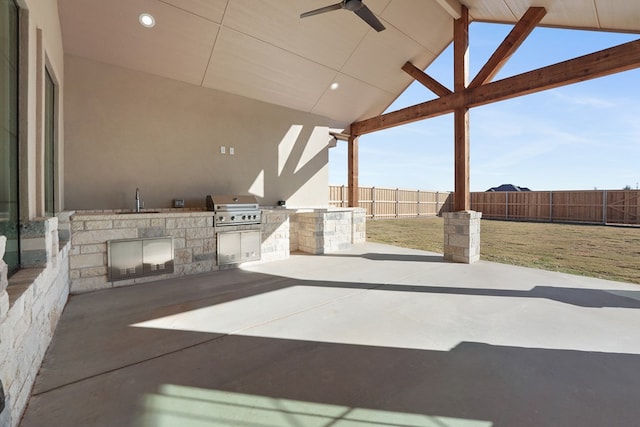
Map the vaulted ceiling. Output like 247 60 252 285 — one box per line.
57 0 640 128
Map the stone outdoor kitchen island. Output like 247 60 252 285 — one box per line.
67 208 365 293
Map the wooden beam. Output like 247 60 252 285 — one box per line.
468 37 640 105
402 61 452 97
348 136 359 208
469 7 547 89
453 6 470 211
351 94 460 135
329 131 351 141
351 38 640 135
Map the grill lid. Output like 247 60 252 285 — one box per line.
206 195 259 211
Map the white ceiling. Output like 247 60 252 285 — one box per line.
57 0 640 128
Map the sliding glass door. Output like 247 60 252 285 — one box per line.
0 0 20 275
45 69 55 217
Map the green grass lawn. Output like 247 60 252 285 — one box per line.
366 217 640 285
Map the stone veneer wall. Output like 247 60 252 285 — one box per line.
295 208 366 254
443 210 482 264
68 208 366 292
260 210 290 263
69 211 216 293
352 208 367 244
289 215 300 252
69 210 293 293
0 220 70 427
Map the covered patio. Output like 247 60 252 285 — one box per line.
20 242 640 426
3 0 640 425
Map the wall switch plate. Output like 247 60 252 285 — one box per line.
220 146 226 154
229 147 235 155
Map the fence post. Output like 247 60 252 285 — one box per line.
396 188 399 218
549 191 553 222
436 192 440 216
372 187 376 219
505 191 509 220
603 190 607 224
341 185 345 207
417 190 420 217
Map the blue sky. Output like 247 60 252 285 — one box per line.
329 23 640 192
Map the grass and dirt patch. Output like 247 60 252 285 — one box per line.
366 217 640 284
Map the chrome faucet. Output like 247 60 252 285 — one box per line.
135 187 141 212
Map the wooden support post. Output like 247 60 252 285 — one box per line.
454 107 470 211
348 136 359 207
453 5 470 211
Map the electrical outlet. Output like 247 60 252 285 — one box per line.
220 146 226 154
229 147 235 155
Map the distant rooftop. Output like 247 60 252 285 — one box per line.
486 184 531 192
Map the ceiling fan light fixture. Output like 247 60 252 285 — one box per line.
139 13 155 28
344 0 364 12
300 0 385 32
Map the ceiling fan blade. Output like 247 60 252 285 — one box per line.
354 4 386 32
300 2 343 18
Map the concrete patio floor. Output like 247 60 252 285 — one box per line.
19 242 640 427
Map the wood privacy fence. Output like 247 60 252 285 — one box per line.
472 190 640 225
329 186 640 225
329 185 452 218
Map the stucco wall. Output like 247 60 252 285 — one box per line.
18 0 65 219
64 55 333 210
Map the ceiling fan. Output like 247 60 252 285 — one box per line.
301 0 386 32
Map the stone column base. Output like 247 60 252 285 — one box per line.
443 210 482 264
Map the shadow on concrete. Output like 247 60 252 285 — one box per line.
326 252 444 263
29 269 640 395
288 278 640 309
20 266 640 427
21 335 640 427
364 283 640 309
529 285 640 308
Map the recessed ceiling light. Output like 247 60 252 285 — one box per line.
330 82 339 90
139 13 155 28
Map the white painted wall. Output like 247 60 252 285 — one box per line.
64 55 333 210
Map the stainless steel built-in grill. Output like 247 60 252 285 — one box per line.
206 194 262 265
206 194 262 227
